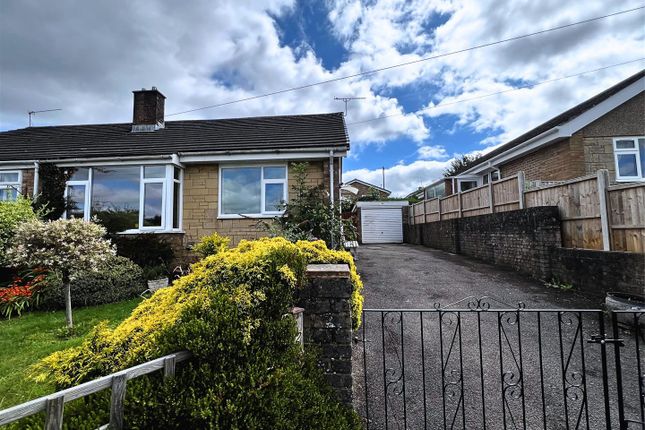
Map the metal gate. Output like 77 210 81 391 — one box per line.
358 296 644 429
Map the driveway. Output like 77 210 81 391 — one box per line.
352 244 643 430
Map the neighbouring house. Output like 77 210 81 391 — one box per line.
0 87 349 260
449 70 645 192
341 178 391 202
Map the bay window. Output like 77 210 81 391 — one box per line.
219 165 287 217
64 164 182 233
0 171 21 201
614 137 645 181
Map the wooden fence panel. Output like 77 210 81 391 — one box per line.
524 175 602 250
440 194 460 220
608 183 645 253
492 176 520 212
424 198 440 223
460 185 490 217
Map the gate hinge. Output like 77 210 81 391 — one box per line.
587 334 624 346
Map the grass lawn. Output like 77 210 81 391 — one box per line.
0 298 141 410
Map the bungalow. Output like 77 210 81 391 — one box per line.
0 88 348 258
451 70 645 191
341 178 391 202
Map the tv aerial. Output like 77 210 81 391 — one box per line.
28 108 62 127
334 97 365 116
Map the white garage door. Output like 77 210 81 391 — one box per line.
361 208 403 244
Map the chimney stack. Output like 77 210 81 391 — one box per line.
132 87 165 132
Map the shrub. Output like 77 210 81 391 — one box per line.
0 196 37 266
32 237 361 429
7 218 115 328
40 255 145 309
112 234 174 271
192 232 230 258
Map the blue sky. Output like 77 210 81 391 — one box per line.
1 0 643 195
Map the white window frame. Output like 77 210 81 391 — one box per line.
0 170 22 201
613 137 645 182
218 164 288 219
64 168 92 221
63 164 183 232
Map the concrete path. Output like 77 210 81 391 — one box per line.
352 244 643 430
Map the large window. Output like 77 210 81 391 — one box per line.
219 165 287 217
64 164 182 233
0 171 21 201
614 137 645 181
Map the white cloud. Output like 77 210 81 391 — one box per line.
417 144 448 159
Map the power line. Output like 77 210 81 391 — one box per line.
166 6 644 118
346 58 645 126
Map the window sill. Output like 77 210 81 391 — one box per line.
217 214 284 220
116 229 185 235
615 177 645 183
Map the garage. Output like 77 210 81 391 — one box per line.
355 201 409 244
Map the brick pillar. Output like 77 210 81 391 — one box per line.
297 264 353 405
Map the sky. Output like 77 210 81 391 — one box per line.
0 1 643 196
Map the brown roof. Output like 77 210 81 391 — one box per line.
0 112 349 161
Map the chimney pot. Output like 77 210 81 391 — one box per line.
132 87 166 132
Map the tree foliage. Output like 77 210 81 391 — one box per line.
0 196 37 266
33 163 71 221
443 153 484 177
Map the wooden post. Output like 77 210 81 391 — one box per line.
109 374 127 430
488 181 494 214
517 171 525 209
163 355 176 379
422 199 426 223
457 191 462 218
438 198 442 221
597 169 611 251
44 396 64 430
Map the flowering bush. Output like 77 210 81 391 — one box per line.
7 218 115 327
192 232 230 258
0 269 48 318
0 196 38 266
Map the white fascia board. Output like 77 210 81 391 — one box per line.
0 163 35 170
356 200 409 208
459 76 645 177
180 150 347 164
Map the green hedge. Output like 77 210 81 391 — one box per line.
29 238 361 429
0 197 37 267
40 255 145 309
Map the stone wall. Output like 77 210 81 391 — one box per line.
404 207 644 296
295 264 354 405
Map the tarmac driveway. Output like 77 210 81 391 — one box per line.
352 244 643 430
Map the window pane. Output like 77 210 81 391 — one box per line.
67 167 89 181
144 165 166 178
482 175 489 185
67 185 86 219
460 181 477 191
491 171 500 181
640 139 645 178
91 166 140 232
173 182 180 229
143 183 163 227
264 166 286 179
617 154 638 177
221 167 261 214
0 172 19 183
0 188 17 201
174 167 181 181
265 183 284 212
616 139 636 149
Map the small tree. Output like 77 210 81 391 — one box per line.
261 162 356 249
7 218 115 328
443 153 484 177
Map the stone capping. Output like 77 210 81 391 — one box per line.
305 264 350 278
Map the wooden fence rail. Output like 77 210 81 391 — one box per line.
0 351 192 430
408 170 645 253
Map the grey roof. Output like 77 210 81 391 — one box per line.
0 112 349 162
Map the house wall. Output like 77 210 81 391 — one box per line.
580 92 645 182
21 168 35 197
182 159 334 250
498 92 645 183
343 181 389 201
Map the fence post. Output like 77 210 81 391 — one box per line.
438 198 442 221
44 396 64 430
458 191 463 218
109 374 127 430
517 171 525 209
163 355 176 379
488 181 495 214
597 169 611 251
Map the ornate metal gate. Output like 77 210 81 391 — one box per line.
358 297 644 429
